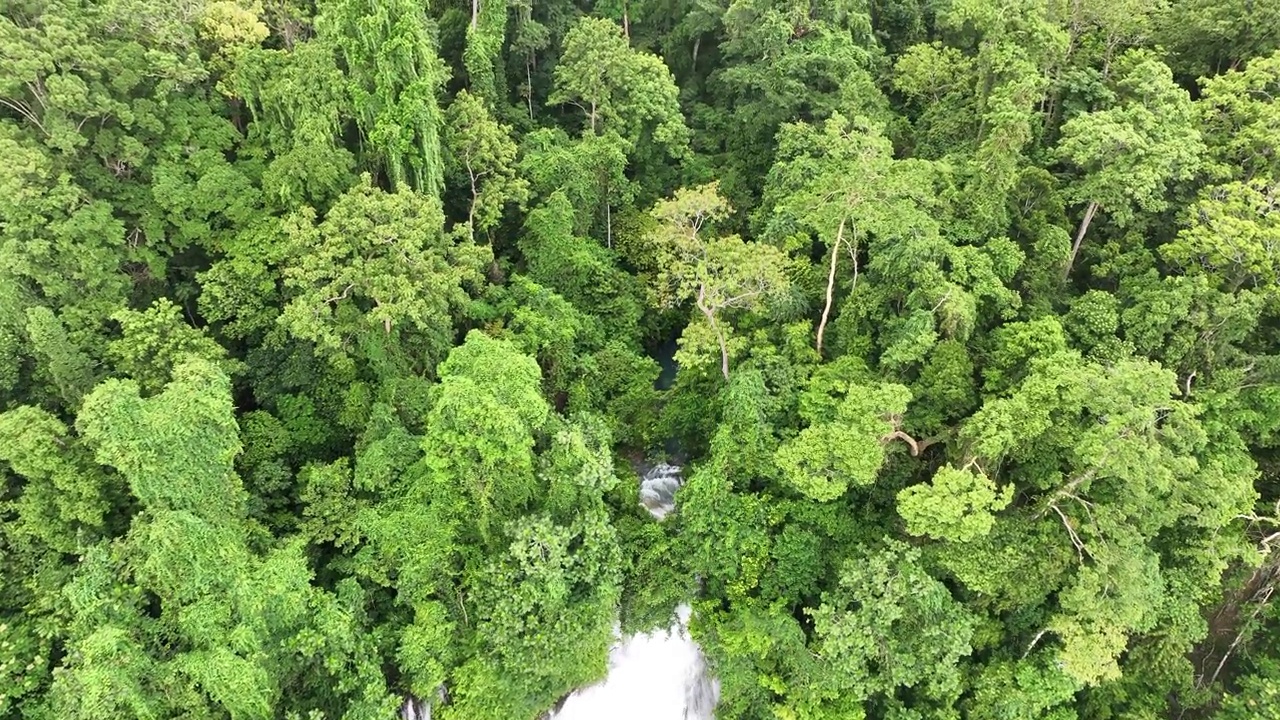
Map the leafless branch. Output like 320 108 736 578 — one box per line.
1050 504 1088 563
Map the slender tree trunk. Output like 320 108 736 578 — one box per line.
526 59 534 120
1065 200 1099 278
816 218 846 358
468 166 478 242
622 1 630 38
605 201 612 248
471 0 478 29
698 286 729 380
692 36 701 67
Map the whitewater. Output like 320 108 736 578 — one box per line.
548 462 718 720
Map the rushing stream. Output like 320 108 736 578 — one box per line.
405 340 718 720
400 462 717 720
548 462 719 720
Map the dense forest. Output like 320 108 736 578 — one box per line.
2 0 1280 718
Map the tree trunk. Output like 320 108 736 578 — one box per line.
471 0 479 29
816 218 845 358
468 166 478 242
622 1 630 38
605 201 612 249
525 59 534 120
1065 200 1099 279
698 286 729 380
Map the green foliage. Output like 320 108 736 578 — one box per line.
444 90 529 239
1163 179 1280 293
647 183 792 379
5 1 1280 718
0 405 110 553
775 379 909 502
519 128 632 237
804 541 977 710
317 0 450 194
463 0 508 105
278 178 490 373
78 358 246 521
519 191 645 339
897 464 1013 543
551 17 689 154
1057 50 1204 272
24 306 97 409
109 298 238 393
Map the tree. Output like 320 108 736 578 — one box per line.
62 359 397 719
708 0 889 211
550 17 688 154
775 375 912 503
223 38 357 208
443 90 529 241
8 1 1280 717
518 191 645 341
1156 0 1280 79
758 113 939 356
1162 179 1280 294
278 178 490 373
960 347 1257 686
463 0 509 105
547 17 688 242
518 128 633 242
801 541 977 713
897 464 1013 543
0 405 110 556
447 513 621 720
1197 50 1280 183
316 0 450 195
647 183 790 379
108 298 238 394
1056 50 1203 276
24 306 97 409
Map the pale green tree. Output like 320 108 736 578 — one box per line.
898 464 1013 543
647 183 791 379
444 90 529 241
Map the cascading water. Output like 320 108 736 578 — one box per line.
549 462 719 720
638 462 683 520
402 462 718 720
414 339 717 720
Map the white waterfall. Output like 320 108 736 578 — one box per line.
412 462 719 720
549 462 719 720
638 462 684 520
400 696 429 720
549 604 718 720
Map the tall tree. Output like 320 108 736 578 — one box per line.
277 177 490 373
1056 50 1203 276
316 0 450 195
646 183 790 379
444 90 529 242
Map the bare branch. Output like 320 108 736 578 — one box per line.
324 283 356 305
1023 628 1049 658
1050 504 1088 563
0 97 47 136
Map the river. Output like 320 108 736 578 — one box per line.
406 341 717 720
548 461 718 720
